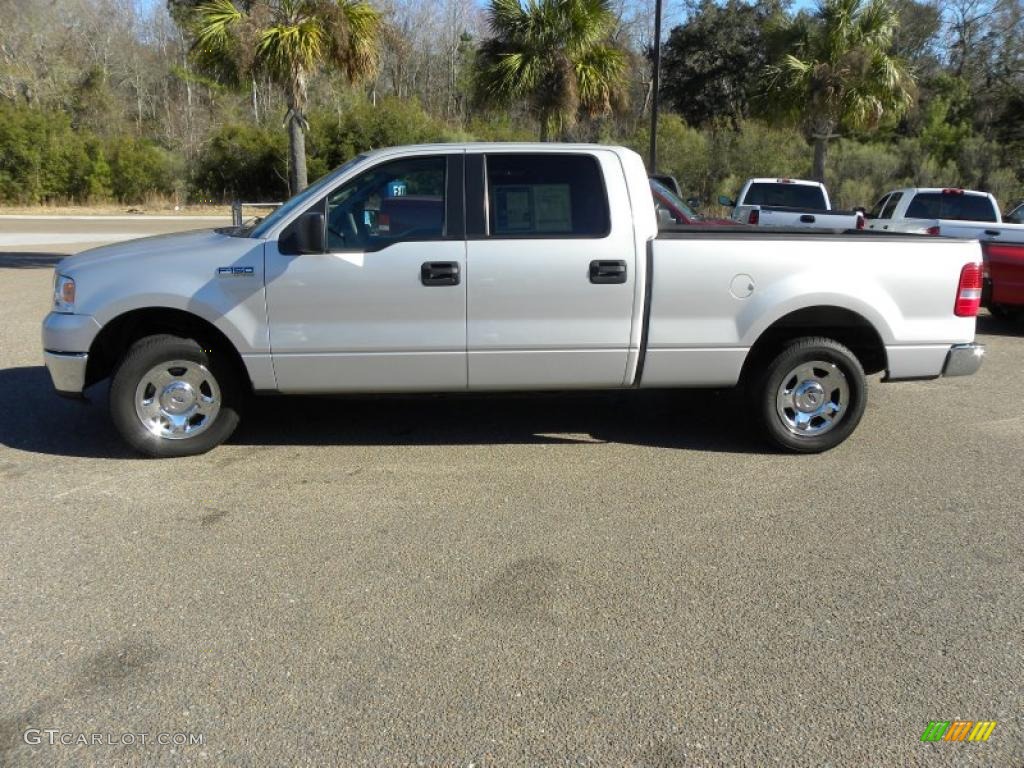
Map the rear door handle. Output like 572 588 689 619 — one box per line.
800 214 816 223
984 229 1001 237
589 259 627 284
420 261 460 286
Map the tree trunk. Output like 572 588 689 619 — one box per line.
812 135 828 184
288 115 307 194
539 112 549 142
287 71 309 193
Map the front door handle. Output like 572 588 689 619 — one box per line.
800 214 816 223
421 261 460 286
589 260 627 284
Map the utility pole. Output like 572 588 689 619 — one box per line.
649 0 663 173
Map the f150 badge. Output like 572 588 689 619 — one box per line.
217 266 255 277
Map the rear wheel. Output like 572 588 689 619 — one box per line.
110 334 241 457
753 337 867 453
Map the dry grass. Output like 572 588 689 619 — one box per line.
0 202 232 217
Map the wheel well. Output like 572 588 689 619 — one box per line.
740 306 887 381
85 308 252 391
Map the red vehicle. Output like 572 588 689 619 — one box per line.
982 241 1024 320
650 178 743 227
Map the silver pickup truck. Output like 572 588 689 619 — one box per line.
42 143 984 457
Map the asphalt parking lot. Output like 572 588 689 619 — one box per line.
1 219 1021 766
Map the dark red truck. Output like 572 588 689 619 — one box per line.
982 242 1024 321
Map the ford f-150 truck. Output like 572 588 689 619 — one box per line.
42 143 984 457
866 187 1024 243
719 178 865 230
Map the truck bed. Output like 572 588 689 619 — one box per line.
643 229 980 386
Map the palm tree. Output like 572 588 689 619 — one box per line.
475 0 629 141
766 0 915 182
191 0 380 193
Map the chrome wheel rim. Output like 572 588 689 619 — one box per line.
134 359 221 440
775 360 849 437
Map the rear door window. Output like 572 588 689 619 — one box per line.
484 154 610 238
743 183 828 210
905 193 998 222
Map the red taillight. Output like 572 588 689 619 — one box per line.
926 225 941 236
955 262 983 317
941 188 965 195
856 215 865 230
748 209 760 225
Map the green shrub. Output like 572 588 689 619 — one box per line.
827 140 904 208
628 114 711 200
107 137 176 203
190 123 288 202
308 97 465 179
0 103 95 203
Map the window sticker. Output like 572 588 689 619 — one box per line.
494 185 534 233
533 184 572 232
493 183 573 234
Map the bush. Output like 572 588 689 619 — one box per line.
827 140 904 208
107 137 177 203
628 114 711 200
190 123 288 202
0 103 96 203
308 98 466 179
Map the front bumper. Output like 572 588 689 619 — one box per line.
41 312 101 397
942 343 985 377
44 350 89 396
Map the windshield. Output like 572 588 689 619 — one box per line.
650 178 700 223
249 154 367 238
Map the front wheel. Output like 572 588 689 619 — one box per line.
753 337 867 453
110 334 241 457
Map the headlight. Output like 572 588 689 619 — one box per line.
53 274 76 313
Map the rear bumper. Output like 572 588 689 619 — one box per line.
942 343 984 377
44 350 89 397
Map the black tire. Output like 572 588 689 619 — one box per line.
110 334 241 457
753 336 867 454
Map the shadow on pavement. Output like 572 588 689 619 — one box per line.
0 252 66 269
0 366 766 459
977 313 1024 337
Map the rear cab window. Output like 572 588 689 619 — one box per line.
742 183 828 210
483 154 610 238
905 192 998 222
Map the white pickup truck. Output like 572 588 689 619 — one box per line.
866 187 1024 243
42 143 984 457
719 178 865 230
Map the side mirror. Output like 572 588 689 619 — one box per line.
656 207 676 227
686 197 701 210
718 195 735 207
297 211 325 254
